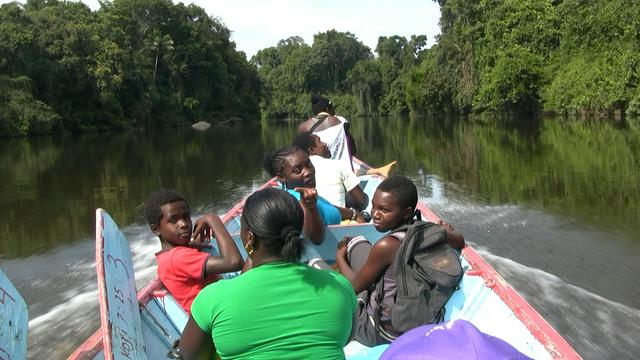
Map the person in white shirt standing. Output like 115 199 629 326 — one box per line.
298 95 397 178
293 131 369 212
298 95 357 171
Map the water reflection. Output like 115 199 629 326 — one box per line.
0 126 271 257
0 116 638 258
350 116 639 236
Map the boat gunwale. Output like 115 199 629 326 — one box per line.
67 157 581 360
414 194 580 359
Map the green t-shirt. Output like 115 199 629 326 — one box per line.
191 261 357 360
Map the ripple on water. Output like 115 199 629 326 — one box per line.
475 248 640 360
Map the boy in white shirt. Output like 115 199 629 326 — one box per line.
293 131 368 211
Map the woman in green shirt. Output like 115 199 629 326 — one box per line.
179 188 357 360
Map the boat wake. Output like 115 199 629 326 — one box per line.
15 225 161 359
417 175 640 359
475 247 640 360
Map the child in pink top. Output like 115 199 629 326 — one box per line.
145 189 243 314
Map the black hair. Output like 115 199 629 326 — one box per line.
311 94 331 115
262 145 304 177
144 189 189 227
242 188 305 262
377 176 418 211
292 131 315 153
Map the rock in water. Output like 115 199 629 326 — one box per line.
192 121 211 131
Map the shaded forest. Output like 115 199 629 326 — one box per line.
2 0 639 136
0 0 260 136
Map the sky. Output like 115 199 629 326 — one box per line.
1 0 442 58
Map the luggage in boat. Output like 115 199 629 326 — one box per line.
376 221 463 338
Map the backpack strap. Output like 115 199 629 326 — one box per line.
372 274 399 342
388 224 411 237
308 113 329 133
371 228 407 342
387 210 421 237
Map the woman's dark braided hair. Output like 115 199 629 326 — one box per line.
262 145 304 177
242 187 305 262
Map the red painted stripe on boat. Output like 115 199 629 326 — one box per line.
461 246 581 359
66 328 104 359
402 174 579 358
95 209 114 359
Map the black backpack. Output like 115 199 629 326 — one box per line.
374 221 463 338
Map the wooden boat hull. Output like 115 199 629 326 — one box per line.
0 267 28 360
69 159 581 360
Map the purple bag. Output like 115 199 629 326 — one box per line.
380 320 532 360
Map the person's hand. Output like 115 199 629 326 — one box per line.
355 211 368 223
336 236 350 259
294 187 318 209
438 220 455 232
190 215 219 249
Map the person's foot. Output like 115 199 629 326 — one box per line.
367 160 397 177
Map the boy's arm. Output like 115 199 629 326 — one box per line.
346 185 368 211
438 221 465 249
193 214 244 276
446 230 465 249
335 236 399 294
335 205 368 223
342 164 368 210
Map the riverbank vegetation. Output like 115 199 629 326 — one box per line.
2 0 639 136
256 0 640 120
0 0 260 136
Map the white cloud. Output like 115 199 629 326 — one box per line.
200 0 441 57
0 0 441 58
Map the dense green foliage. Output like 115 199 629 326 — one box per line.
0 0 260 136
0 75 60 135
251 31 371 120
256 0 640 120
3 0 639 134
417 0 640 116
253 32 428 119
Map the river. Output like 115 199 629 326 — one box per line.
0 116 639 359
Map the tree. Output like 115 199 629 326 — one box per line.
0 0 261 136
475 46 543 115
347 59 382 115
309 30 371 93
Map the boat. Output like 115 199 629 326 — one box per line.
0 267 28 359
68 158 581 360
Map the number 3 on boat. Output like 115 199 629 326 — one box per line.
96 209 146 360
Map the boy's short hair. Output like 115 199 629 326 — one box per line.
292 131 315 153
377 176 418 210
144 189 189 227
